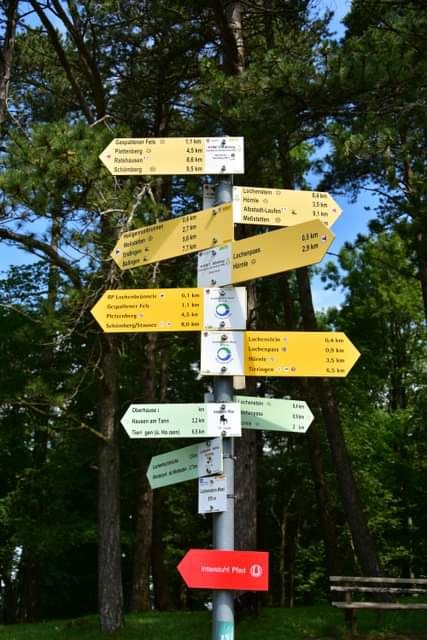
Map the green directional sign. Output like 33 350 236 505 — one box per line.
147 443 199 489
147 438 223 489
235 396 313 433
121 403 241 439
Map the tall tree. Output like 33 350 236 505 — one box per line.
323 0 427 319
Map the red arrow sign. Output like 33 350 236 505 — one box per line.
177 549 269 591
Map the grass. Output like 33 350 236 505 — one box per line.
1 605 427 639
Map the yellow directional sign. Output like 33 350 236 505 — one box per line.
231 220 334 282
91 288 203 332
233 187 342 228
91 286 247 333
112 204 233 270
198 219 334 286
244 331 360 377
99 136 244 175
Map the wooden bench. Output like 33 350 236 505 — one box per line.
330 576 427 634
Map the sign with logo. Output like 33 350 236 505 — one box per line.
177 549 269 591
198 475 227 514
197 244 232 287
232 187 342 228
235 396 313 432
197 220 334 286
91 286 246 333
99 136 244 175
121 403 241 438
203 286 246 330
111 204 233 270
200 331 245 376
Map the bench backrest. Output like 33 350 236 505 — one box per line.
330 576 427 596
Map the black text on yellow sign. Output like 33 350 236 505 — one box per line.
112 204 234 270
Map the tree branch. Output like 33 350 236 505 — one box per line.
0 228 82 289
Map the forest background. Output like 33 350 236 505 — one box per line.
0 0 426 634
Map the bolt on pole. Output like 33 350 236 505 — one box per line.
212 179 235 640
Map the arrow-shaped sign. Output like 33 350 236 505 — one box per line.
200 331 360 377
235 396 313 432
121 403 241 439
233 186 342 228
99 136 244 175
112 203 233 270
197 219 334 286
146 438 223 489
177 549 269 591
90 286 247 333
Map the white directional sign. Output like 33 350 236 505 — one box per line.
235 396 313 433
121 403 241 439
198 475 227 514
146 438 223 489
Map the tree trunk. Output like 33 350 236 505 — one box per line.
297 266 381 576
211 0 259 553
151 492 172 610
97 333 124 632
234 281 258 550
19 553 41 622
414 224 427 321
279 201 343 580
130 333 157 611
0 0 18 137
306 418 343 578
282 504 300 608
130 456 153 612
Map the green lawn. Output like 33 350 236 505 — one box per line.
1 605 427 639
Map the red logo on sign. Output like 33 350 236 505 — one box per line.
177 549 269 591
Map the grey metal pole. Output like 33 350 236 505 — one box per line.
212 180 235 640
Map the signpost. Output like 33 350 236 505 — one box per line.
111 203 234 270
121 402 241 439
91 286 247 333
232 186 342 228
177 549 269 591
235 396 313 433
201 331 360 377
146 438 223 489
96 133 359 640
99 136 244 175
197 219 334 286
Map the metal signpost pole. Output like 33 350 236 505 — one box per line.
212 180 235 640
